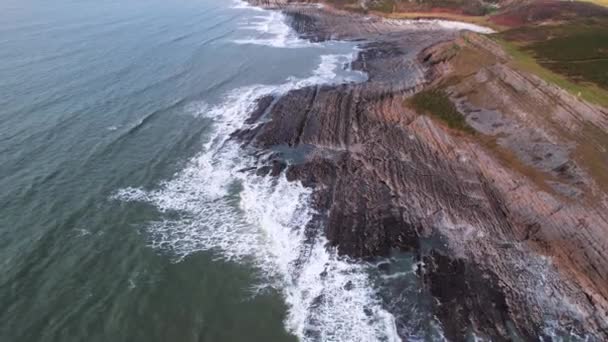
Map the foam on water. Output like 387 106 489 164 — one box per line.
184 101 209 118
542 320 591 342
231 0 265 12
232 2 315 48
288 52 367 87
114 49 397 341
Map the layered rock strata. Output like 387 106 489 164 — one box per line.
237 1 608 340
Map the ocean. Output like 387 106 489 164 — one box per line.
0 0 422 341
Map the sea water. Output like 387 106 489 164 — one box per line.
0 0 407 341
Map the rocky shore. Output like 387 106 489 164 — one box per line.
238 1 608 340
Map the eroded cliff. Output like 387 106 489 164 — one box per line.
238 1 608 340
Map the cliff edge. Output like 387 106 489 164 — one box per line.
238 1 608 340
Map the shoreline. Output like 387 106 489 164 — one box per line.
238 1 608 340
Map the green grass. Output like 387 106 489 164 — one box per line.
369 0 395 13
540 60 608 88
493 37 608 107
495 21 608 107
409 89 474 133
528 30 608 61
526 30 608 89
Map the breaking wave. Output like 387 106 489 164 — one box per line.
114 42 396 342
232 1 316 48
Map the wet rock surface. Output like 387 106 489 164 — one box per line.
240 1 608 341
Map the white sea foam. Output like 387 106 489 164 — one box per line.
288 52 367 87
231 0 265 12
184 101 209 118
114 47 399 341
233 7 315 48
542 321 589 342
241 176 400 342
380 270 414 280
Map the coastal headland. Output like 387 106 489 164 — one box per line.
237 0 608 340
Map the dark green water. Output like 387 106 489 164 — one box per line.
0 0 412 341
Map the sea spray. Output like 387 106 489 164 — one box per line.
240 175 400 341
114 46 397 341
234 10 315 48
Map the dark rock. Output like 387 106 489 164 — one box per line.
245 95 275 125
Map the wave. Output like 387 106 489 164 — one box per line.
231 0 265 12
113 46 399 341
232 5 315 48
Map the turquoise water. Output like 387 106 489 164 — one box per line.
0 0 413 341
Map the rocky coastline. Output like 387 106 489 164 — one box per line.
237 1 608 340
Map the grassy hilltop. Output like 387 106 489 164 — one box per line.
324 0 608 106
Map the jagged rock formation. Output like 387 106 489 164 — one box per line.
239 1 608 340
